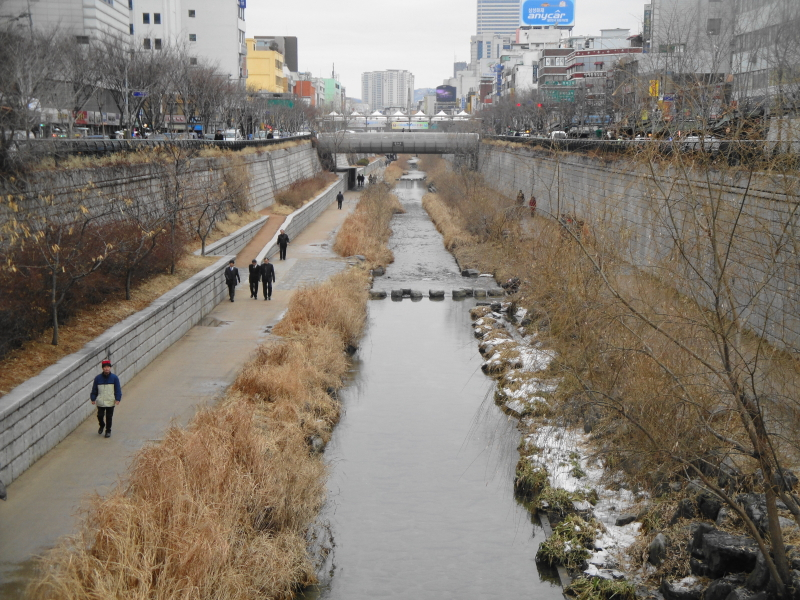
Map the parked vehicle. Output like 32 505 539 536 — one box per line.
222 129 242 141
550 131 567 140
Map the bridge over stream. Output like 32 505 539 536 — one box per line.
316 132 480 155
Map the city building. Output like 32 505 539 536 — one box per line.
0 0 130 39
132 0 247 81
361 70 415 112
246 37 287 93
477 0 521 36
321 77 346 111
454 61 468 77
249 36 298 72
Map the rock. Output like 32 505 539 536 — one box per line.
353 255 366 261
475 301 492 306
774 468 798 491
671 498 697 524
691 522 717 556
308 435 325 454
791 570 800 600
429 290 445 299
491 302 502 312
745 550 770 591
474 289 487 298
615 514 637 526
401 288 411 296
725 587 768 600
409 290 423 299
717 506 735 527
704 576 745 600
702 531 760 577
520 316 532 327
660 577 705 600
390 289 403 299
452 289 468 299
690 557 711 577
460 287 474 296
670 481 684 492
461 268 480 277
699 494 723 521
487 288 505 297
371 266 385 276
648 533 668 566
369 290 387 299
735 493 787 535
718 457 744 488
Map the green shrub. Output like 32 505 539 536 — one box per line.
356 158 369 166
566 577 636 600
515 459 548 500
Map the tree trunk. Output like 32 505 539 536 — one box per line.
51 268 59 346
126 269 133 301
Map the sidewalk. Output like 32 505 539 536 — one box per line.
0 190 361 597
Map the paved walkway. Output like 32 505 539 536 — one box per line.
0 190 361 597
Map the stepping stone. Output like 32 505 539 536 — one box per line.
429 290 445 299
390 289 403 299
369 290 387 299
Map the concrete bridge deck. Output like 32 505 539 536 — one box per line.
316 132 480 155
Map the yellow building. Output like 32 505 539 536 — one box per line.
246 38 288 93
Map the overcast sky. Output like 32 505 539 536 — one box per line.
246 0 647 97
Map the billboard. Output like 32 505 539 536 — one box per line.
391 122 429 130
436 85 457 103
520 0 575 27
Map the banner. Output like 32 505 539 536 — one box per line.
391 122 429 130
649 80 660 97
521 0 575 27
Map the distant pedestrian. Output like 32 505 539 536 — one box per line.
529 195 537 216
277 229 290 260
260 257 276 300
248 259 260 299
336 190 344 209
214 130 223 141
224 259 240 301
517 190 525 205
90 359 122 438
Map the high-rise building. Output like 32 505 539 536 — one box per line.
477 0 520 36
133 0 247 81
361 70 415 112
454 61 468 77
0 0 130 40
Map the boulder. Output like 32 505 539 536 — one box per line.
690 557 711 577
461 287 474 296
491 302 502 312
691 522 717 557
409 290 423 300
371 266 385 276
736 493 787 535
745 550 770 591
401 288 412 297
704 576 745 600
648 533 668 565
452 289 468 299
660 577 705 600
699 494 723 521
487 288 505 297
671 498 697 524
308 435 325 454
702 531 760 577
369 290 387 300
474 289 488 298
725 588 768 600
429 290 445 300
615 514 637 526
718 457 744 488
717 506 735 528
390 289 403 299
461 268 480 277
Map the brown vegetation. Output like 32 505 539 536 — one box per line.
421 154 800 594
29 267 370 600
382 154 410 184
274 172 337 211
332 183 404 267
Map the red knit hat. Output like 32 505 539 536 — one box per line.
101 359 112 367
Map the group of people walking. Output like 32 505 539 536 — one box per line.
223 229 290 302
356 173 378 187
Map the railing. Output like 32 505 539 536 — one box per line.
11 134 313 158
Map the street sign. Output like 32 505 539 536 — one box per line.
132 91 148 98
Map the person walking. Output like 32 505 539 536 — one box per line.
90 359 122 438
224 259 240 301
517 190 525 205
277 229 290 260
529 194 537 216
336 190 344 209
260 257 276 300
248 259 261 299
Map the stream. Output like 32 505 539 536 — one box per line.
300 166 563 599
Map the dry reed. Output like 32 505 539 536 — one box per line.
30 269 371 599
332 184 404 267
274 172 337 210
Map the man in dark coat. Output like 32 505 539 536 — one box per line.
336 190 344 209
260 257 276 300
248 259 261 299
90 359 122 438
277 229 290 260
224 259 240 302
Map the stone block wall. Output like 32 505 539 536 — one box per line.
0 255 233 486
477 142 800 351
194 216 268 257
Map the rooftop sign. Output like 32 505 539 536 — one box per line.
521 0 575 27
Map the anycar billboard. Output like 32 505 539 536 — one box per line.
436 85 457 103
520 0 575 27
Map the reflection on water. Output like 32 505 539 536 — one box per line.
300 174 562 600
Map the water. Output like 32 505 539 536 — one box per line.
301 172 562 599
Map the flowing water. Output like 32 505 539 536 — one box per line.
300 168 562 599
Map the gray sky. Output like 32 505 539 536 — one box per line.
246 0 646 98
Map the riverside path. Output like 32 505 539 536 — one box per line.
0 189 362 597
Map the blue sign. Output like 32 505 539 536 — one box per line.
520 0 575 27
238 0 246 7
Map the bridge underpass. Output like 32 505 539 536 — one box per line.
316 132 480 155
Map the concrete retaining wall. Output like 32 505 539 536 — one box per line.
258 177 346 261
0 255 233 486
194 216 268 257
476 142 800 351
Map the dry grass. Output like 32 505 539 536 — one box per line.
30 266 371 600
199 210 263 247
274 172 337 211
382 154 411 184
422 193 477 250
332 183 404 267
0 254 216 397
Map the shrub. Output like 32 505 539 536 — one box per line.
514 458 549 500
566 577 636 600
356 158 369 166
274 172 336 210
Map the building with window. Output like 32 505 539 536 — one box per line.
246 38 287 93
476 0 520 36
131 0 247 81
0 0 130 40
361 70 414 112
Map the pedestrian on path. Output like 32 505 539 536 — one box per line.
336 190 344 209
224 259 240 301
277 229 290 260
248 259 261 299
90 359 122 438
529 194 537 216
260 257 276 300
517 190 525 205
